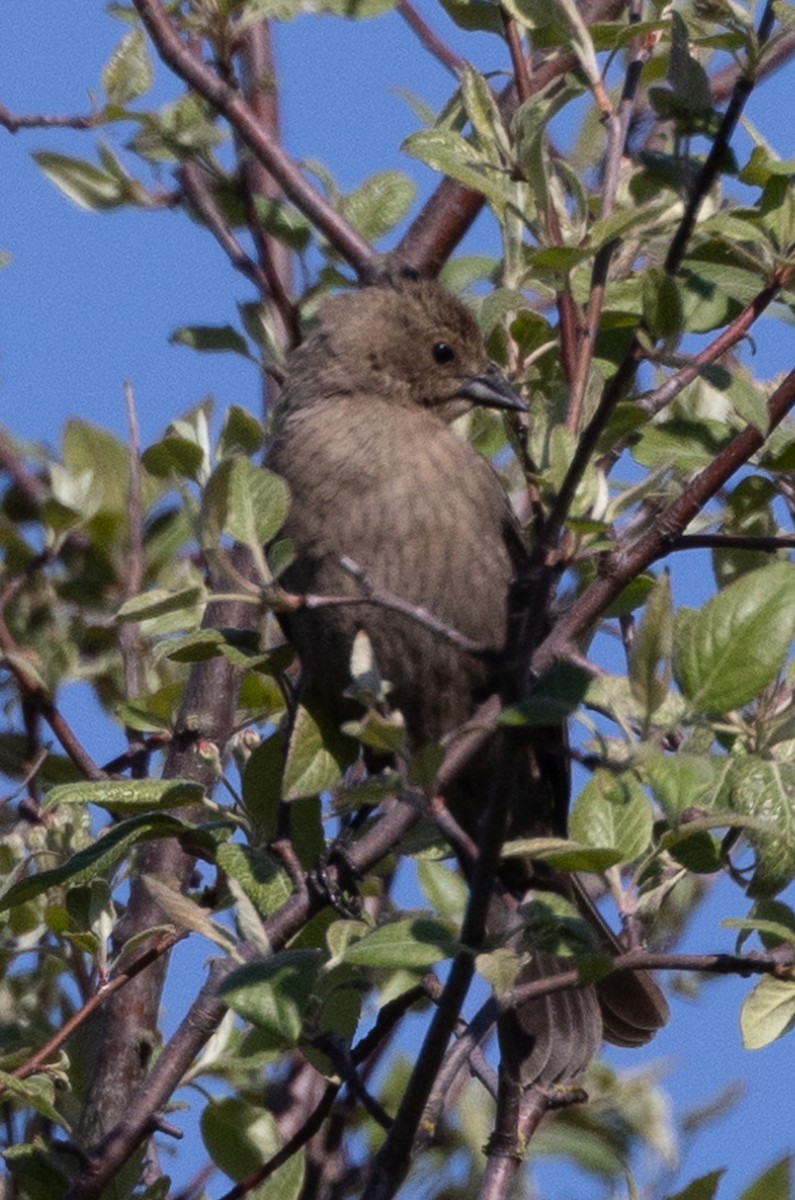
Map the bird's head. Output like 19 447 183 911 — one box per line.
288 276 525 423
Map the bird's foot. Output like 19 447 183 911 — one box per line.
311 844 363 918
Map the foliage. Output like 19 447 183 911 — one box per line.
1 2 795 1199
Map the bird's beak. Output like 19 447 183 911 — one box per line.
455 362 527 413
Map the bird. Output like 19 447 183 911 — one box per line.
269 273 668 1086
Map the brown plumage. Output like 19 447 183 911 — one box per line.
270 275 668 1086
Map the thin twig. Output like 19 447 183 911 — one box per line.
361 732 522 1200
502 12 531 104
667 533 795 554
0 612 105 780
665 1 777 275
540 0 781 559
533 366 795 675
280 559 489 653
395 0 464 75
0 101 101 131
1 932 183 1093
505 943 795 1010
177 161 272 295
133 0 377 279
566 1 651 434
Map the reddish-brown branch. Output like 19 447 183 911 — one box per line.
534 366 795 674
236 22 301 358
396 0 464 75
177 160 272 296
133 0 377 279
0 613 105 780
668 533 795 554
1 932 183 1093
506 943 795 1010
0 101 101 131
502 12 531 104
638 272 792 419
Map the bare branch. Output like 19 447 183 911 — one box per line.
396 0 464 75
668 533 795 554
177 160 272 295
133 0 377 278
665 1 777 275
505 943 795 1010
0 100 101 131
502 12 531 105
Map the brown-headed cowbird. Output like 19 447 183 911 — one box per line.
270 275 667 1085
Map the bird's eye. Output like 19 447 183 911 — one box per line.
432 341 455 365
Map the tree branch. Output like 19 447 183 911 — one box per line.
133 0 377 279
534 366 795 674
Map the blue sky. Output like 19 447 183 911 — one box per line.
2 4 795 1198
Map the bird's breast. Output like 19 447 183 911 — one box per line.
271 397 517 746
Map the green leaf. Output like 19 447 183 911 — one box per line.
142 434 206 481
722 914 795 948
202 456 289 551
529 245 594 271
629 570 673 719
33 151 125 211
116 586 204 624
164 627 274 668
241 734 284 844
500 663 591 726
642 269 684 341
0 813 195 911
417 858 467 925
141 875 237 952
170 324 251 356
342 170 416 241
643 752 731 821
62 419 133 516
200 1096 304 1198
217 404 264 459
569 770 653 861
342 916 458 968
402 129 507 210
673 563 795 713
117 682 184 733
666 12 714 114
219 951 322 1044
42 779 205 816
724 757 795 896
664 1171 726 1200
216 842 292 916
2 1139 69 1198
739 1157 792 1200
438 0 504 34
102 28 152 105
253 195 312 250
0 1074 70 1130
501 836 623 872
460 63 506 158
282 703 353 801
740 975 795 1050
